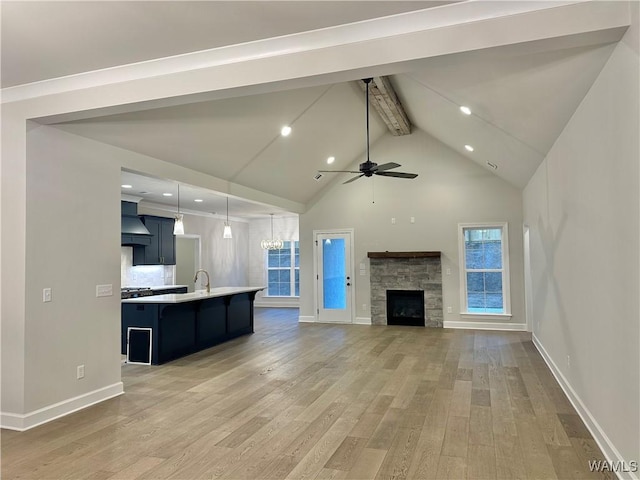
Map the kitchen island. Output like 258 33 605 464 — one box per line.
121 287 264 365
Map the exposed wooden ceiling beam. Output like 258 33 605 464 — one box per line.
358 76 412 136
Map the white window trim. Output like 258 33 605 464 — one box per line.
458 222 511 319
264 240 299 298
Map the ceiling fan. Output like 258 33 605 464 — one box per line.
319 78 418 184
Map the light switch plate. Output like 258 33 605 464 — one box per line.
43 288 52 303
96 284 113 297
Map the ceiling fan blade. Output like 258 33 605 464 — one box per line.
318 170 361 174
375 171 418 179
374 162 401 172
343 174 365 184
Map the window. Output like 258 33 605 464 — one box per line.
266 241 299 297
459 223 510 315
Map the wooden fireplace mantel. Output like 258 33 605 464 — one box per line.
367 251 441 259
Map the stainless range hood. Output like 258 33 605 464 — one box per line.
121 201 151 245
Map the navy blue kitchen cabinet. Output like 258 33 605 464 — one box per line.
121 291 258 365
132 215 176 265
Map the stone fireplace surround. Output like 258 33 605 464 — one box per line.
368 251 443 327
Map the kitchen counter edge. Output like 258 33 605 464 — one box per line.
121 286 265 304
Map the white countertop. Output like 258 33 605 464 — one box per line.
121 286 264 304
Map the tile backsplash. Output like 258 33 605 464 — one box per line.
121 247 175 287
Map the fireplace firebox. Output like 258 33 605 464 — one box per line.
386 290 425 326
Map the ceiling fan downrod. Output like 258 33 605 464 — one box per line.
364 78 372 167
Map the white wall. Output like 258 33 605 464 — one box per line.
16 125 122 421
523 4 640 471
175 237 198 292
248 215 299 307
137 205 250 288
299 130 525 326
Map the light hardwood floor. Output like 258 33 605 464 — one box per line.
2 308 612 479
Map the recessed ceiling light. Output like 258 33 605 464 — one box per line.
121 184 133 189
464 144 474 152
327 156 335 165
194 199 203 203
162 192 173 197
281 126 292 137
460 106 472 115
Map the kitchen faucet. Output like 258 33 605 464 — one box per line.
193 269 210 293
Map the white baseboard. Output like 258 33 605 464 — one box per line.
254 299 300 308
299 316 370 325
532 335 638 480
444 320 527 331
0 382 124 431
355 317 372 325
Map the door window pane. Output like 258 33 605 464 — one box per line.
322 238 346 309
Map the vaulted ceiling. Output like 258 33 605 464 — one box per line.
1 1 628 217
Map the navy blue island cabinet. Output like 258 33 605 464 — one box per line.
121 287 262 365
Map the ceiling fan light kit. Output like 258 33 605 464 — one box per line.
318 78 418 184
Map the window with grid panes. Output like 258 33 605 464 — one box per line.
459 224 510 315
266 241 299 297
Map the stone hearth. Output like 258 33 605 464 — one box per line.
368 252 443 327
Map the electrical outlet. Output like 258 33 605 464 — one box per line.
77 365 85 379
362 303 367 311
447 306 453 313
410 216 415 224
391 217 396 225
446 268 451 275
567 355 571 368
43 288 52 303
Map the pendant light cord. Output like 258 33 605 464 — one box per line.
372 176 375 204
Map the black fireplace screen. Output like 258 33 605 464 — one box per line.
386 290 425 326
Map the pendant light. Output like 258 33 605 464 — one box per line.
261 214 283 250
223 196 232 239
173 184 184 235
